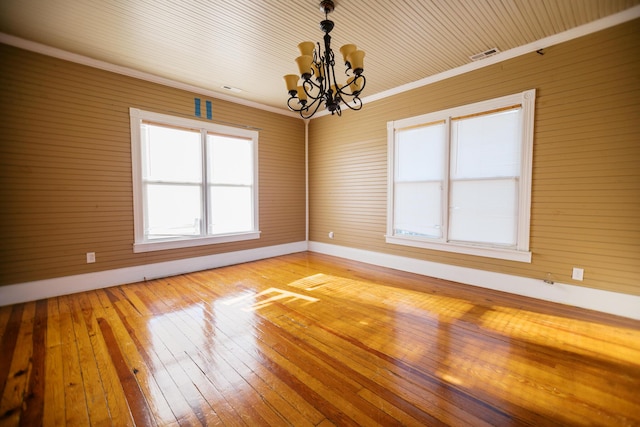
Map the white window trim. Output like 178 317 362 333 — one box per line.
130 108 260 253
386 89 535 263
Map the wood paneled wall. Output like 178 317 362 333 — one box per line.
0 44 306 286
309 19 640 296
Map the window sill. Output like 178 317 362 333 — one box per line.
385 235 531 263
134 231 261 253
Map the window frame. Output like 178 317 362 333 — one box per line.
130 108 260 253
386 89 535 263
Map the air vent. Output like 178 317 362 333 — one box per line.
221 85 242 93
469 47 500 61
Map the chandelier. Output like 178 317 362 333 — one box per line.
283 0 366 119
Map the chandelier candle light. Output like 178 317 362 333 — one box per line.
283 0 366 118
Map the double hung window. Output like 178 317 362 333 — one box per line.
386 90 535 262
130 108 259 252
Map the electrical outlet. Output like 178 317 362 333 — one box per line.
572 267 584 281
86 252 96 263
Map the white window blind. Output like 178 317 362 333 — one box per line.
394 121 447 239
449 107 521 246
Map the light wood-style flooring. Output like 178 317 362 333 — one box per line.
1 252 639 426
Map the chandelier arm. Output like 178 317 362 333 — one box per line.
287 96 305 112
287 92 325 116
306 94 325 110
302 78 322 100
340 95 363 112
299 96 325 119
356 74 366 92
314 42 322 73
336 81 352 97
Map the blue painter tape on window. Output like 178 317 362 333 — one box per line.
194 98 201 117
206 100 212 119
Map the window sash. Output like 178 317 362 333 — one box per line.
386 90 535 262
130 108 260 253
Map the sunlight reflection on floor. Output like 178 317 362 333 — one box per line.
221 287 319 311
282 272 640 424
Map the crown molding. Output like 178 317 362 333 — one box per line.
0 32 299 118
357 5 640 108
1 5 638 120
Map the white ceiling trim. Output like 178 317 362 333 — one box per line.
350 5 640 115
2 4 639 121
0 32 298 118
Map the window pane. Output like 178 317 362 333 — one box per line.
207 135 253 185
394 181 442 238
449 179 518 246
209 186 253 234
396 123 445 181
142 124 202 182
451 109 521 179
145 184 202 238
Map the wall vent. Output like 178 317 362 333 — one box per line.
469 47 500 61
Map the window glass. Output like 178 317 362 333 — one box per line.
208 135 253 185
209 186 253 234
146 184 202 238
142 124 202 182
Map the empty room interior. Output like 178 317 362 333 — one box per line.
1 1 639 425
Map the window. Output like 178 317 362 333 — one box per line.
130 108 259 253
386 90 535 262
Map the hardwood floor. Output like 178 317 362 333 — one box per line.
1 252 639 426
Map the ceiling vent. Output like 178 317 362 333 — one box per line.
221 85 242 93
469 47 500 61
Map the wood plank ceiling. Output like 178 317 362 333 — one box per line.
1 0 639 114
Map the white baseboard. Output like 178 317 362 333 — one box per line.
3 240 638 321
308 241 640 321
0 241 307 307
